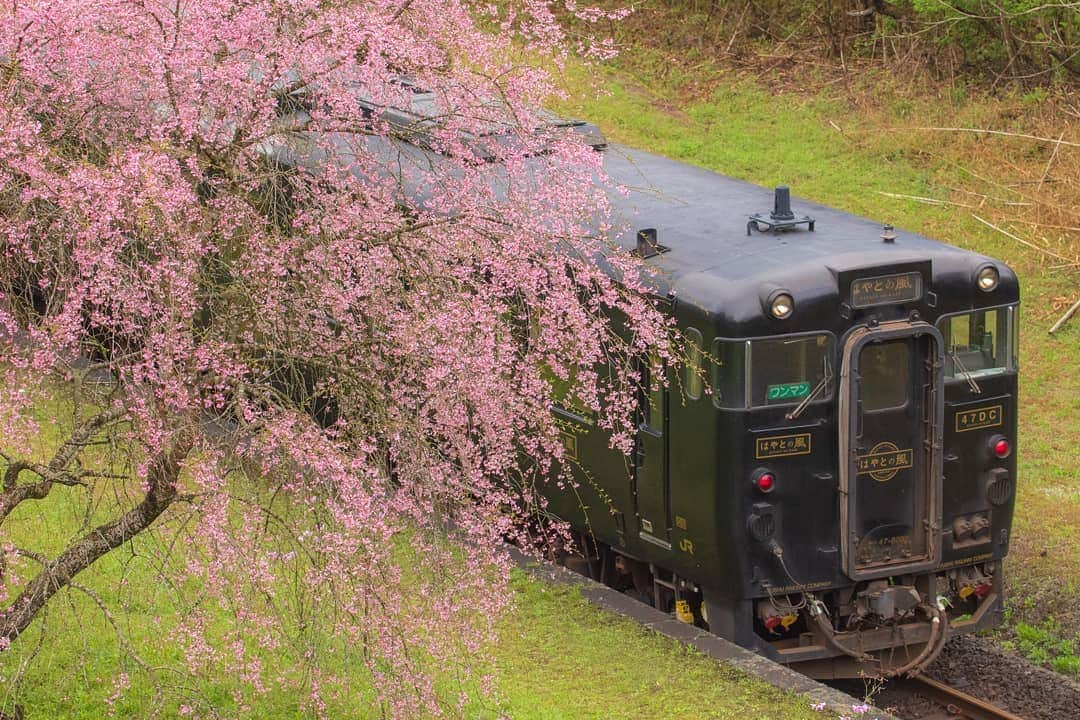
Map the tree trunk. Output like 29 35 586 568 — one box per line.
0 436 191 644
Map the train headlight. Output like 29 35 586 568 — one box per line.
769 293 794 320
976 265 999 292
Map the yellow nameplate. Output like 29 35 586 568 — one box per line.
755 433 811 459
955 404 1003 433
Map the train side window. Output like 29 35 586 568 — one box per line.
546 362 595 422
710 338 746 409
684 328 704 400
937 305 1016 380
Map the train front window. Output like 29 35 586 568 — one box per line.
750 334 834 408
938 305 1017 380
713 334 834 409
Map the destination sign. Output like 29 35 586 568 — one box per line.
766 382 811 402
850 271 922 308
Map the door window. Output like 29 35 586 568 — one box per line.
858 341 910 411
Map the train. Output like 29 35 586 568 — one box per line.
539 140 1019 679
334 87 1020 680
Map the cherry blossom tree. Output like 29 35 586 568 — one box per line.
0 0 668 716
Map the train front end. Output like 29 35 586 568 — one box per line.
710 243 1020 679
543 147 1022 680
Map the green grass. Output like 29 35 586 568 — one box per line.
1002 621 1080 678
497 577 821 720
0 400 820 718
0 516 822 717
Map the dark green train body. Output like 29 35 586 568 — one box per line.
543 145 1019 678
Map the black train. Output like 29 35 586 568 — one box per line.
314 88 1019 679
542 143 1019 679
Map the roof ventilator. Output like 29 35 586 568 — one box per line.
634 227 669 258
747 186 815 236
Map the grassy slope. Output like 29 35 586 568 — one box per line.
0 416 821 719
550 32 1080 669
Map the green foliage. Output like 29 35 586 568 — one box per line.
1053 654 1080 676
904 0 1080 80
1021 87 1050 104
601 1 1078 86
1007 621 1080 677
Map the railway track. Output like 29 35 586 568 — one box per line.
891 675 1028 720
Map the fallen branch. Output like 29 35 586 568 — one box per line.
1039 132 1067 189
1005 219 1080 232
909 127 1080 148
945 187 1034 206
972 214 1077 265
877 191 973 208
1049 297 1080 334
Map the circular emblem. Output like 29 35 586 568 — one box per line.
864 441 907 482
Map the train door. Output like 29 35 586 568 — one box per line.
635 357 670 545
839 321 944 581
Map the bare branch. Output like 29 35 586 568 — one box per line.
69 582 164 719
908 126 1080 148
0 407 127 521
0 434 192 644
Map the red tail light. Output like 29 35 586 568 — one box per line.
992 437 1011 459
754 470 775 493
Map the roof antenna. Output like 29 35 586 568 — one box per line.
748 186 815 236
772 186 795 221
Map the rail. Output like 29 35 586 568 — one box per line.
897 674 1028 720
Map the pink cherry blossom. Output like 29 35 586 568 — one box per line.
0 1 671 715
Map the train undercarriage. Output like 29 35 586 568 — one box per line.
561 535 1004 680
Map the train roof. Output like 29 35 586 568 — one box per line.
602 144 1019 334
278 90 1019 336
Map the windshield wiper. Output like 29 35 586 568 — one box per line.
949 348 982 395
786 356 832 421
